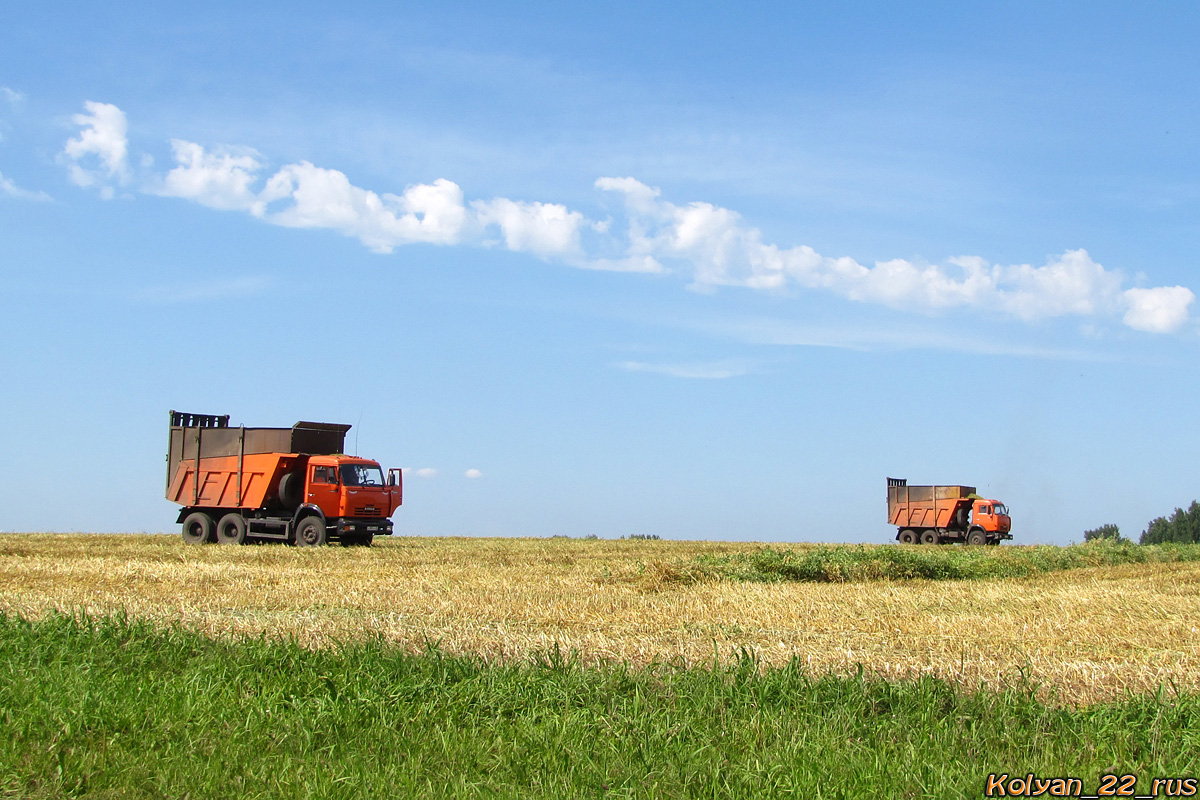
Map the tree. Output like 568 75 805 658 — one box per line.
1083 523 1123 543
1139 501 1200 545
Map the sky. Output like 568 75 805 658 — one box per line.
2 2 1199 544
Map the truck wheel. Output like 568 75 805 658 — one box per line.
216 513 248 545
340 533 374 547
181 512 215 545
278 471 303 509
898 529 917 544
295 516 327 547
919 529 940 545
967 529 987 546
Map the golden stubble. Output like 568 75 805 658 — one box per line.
2 534 1197 705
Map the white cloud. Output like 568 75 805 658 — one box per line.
464 468 484 478
1 87 22 105
262 164 469 252
1122 286 1195 333
597 177 1191 333
618 360 752 379
154 140 265 213
472 197 585 259
61 102 1195 336
62 101 129 198
405 467 438 478
0 171 50 202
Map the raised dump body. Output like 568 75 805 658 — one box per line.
166 411 402 547
887 477 1012 545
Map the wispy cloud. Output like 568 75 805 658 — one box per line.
131 276 271 304
704 317 1113 361
464 468 483 478
0 87 21 105
618 359 754 379
0 171 50 202
61 101 1196 335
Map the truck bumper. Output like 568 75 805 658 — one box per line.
335 518 393 537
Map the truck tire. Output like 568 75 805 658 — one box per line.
181 512 215 545
216 513 248 545
919 529 940 545
967 529 987 546
898 529 917 544
295 516 327 547
278 471 303 509
341 533 374 547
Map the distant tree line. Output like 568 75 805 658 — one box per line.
1085 500 1200 545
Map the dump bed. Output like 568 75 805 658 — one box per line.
886 478 975 529
166 411 352 509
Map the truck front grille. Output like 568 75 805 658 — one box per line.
354 506 382 517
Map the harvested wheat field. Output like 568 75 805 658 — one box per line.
2 533 1198 705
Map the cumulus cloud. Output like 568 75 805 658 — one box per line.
62 101 129 198
1122 286 1195 333
464 469 484 478
597 177 1192 333
61 102 1195 335
154 140 265 213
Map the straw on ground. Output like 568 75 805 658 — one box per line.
2 534 1197 705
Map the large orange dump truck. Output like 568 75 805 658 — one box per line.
166 411 402 546
887 477 1012 545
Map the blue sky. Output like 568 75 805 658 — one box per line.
2 2 1199 543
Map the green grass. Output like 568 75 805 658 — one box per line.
679 539 1200 583
2 613 1199 798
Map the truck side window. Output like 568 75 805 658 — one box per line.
312 466 333 484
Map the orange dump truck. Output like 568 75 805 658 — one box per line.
166 411 402 546
887 477 1012 545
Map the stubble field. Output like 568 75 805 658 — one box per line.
3 533 1198 706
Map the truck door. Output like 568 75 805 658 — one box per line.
974 502 994 532
308 464 340 517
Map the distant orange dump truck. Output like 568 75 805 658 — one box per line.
166 411 402 546
887 478 1012 545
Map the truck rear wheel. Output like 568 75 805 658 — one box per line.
295 516 327 547
919 529 940 545
216 513 248 545
181 512 215 545
967 529 987 546
898 529 917 544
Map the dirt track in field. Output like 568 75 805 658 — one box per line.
2 533 1198 705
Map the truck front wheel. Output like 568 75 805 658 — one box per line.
967 529 987 546
216 513 248 545
295 517 327 547
181 512 215 545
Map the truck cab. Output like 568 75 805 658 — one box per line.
297 455 402 546
971 499 1011 537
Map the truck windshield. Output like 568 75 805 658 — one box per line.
339 464 384 486
994 503 1009 515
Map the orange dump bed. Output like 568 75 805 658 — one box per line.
165 414 350 510
887 482 975 528
166 452 297 509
